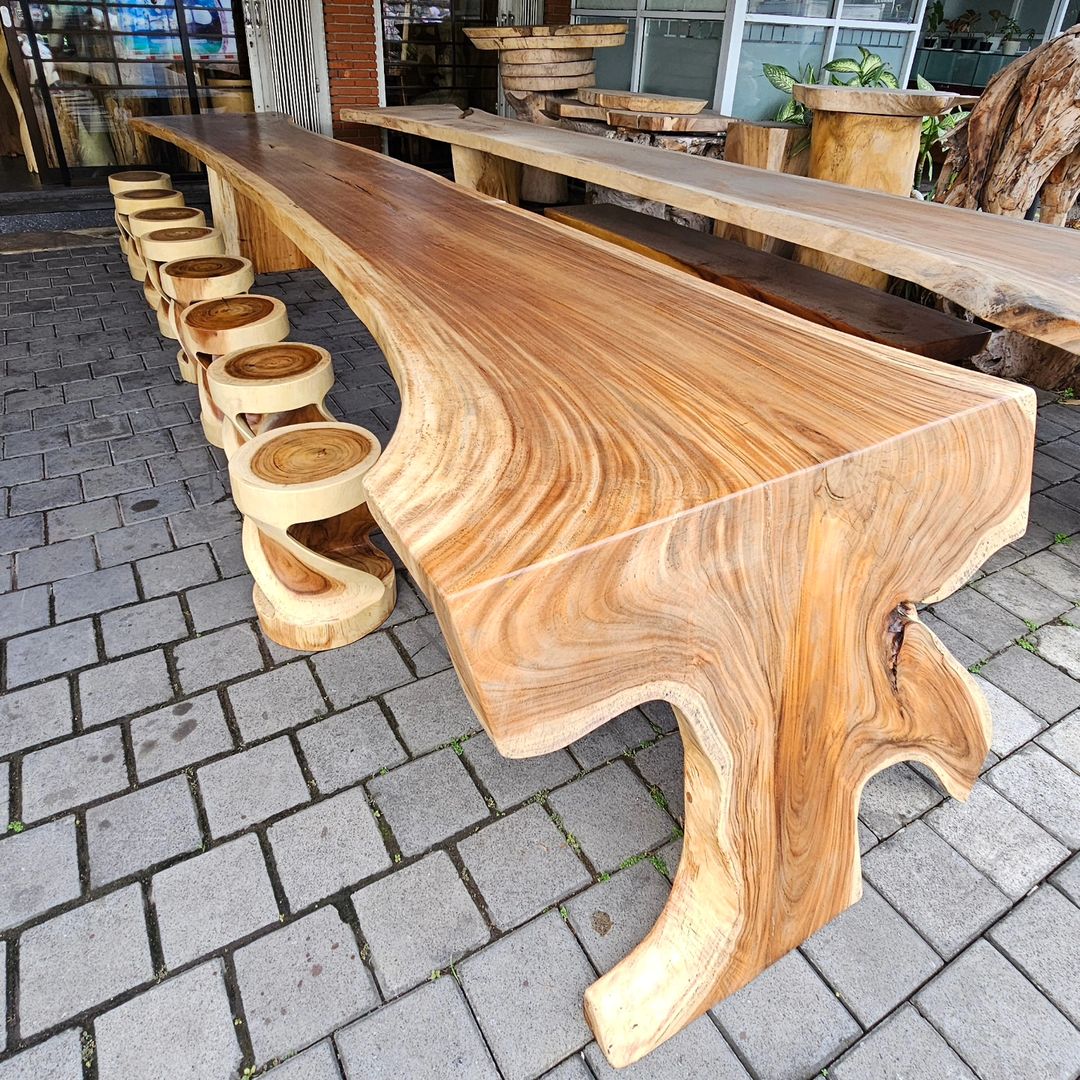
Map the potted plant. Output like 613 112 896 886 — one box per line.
999 17 1035 54
923 0 944 47
953 8 981 50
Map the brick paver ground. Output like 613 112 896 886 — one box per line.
1 239 1079 1080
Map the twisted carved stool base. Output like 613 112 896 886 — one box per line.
127 207 208 310
158 255 255 384
113 188 185 278
139 227 225 314
179 295 289 448
231 422 395 651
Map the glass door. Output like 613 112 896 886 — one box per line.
2 0 250 183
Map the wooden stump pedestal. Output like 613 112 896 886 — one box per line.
230 422 396 651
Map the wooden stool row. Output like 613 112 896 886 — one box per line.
108 170 396 651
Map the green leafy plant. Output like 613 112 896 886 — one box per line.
915 74 969 188
762 61 818 124
824 45 900 88
926 0 944 34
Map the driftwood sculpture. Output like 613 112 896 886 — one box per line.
936 25 1080 222
933 25 1080 387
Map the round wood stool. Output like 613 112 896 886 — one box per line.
179 295 290 448
113 188 186 279
229 421 396 650
108 170 171 196
207 343 335 459
127 209 209 314
139 226 224 315
157 256 255 382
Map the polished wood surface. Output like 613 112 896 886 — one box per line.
342 105 1080 353
133 112 1035 1066
793 84 978 117
576 87 707 113
605 108 734 132
546 203 990 360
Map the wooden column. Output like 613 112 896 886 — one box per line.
207 167 311 274
450 145 522 204
793 86 975 288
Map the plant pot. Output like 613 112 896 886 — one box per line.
938 35 955 49
922 34 939 47
958 35 978 50
1001 37 1020 54
978 39 991 50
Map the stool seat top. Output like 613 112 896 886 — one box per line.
249 423 375 486
146 226 217 243
221 343 329 382
163 255 250 279
131 206 201 223
185 295 279 331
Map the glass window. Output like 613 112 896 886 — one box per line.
833 28 908 78
639 18 723 100
748 0 833 15
577 14 635 88
839 0 914 22
732 23 825 119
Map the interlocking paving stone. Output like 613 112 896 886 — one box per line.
801 884 941 1026
335 977 499 1080
564 860 670 975
5 618 98 687
21 725 128 821
711 949 861 1080
1053 853 1080 906
976 566 1074 624
0 1029 83 1080
862 821 1010 958
987 743 1080 847
0 816 80 931
974 675 1045 755
94 959 243 1080
46 497 120 542
460 911 596 1080
11 540 99 594
268 786 389 911
19 884 152 1035
168 503 241 546
830 1004 976 1080
148 446 216 485
86 775 201 886
980 645 1080 722
462 732 580 811
78 649 173 727
1034 621 1080 679
136 542 217 596
0 514 44 557
152 833 279 967
351 850 489 995
389 613 451 677
1030 492 1080 536
130 694 234 780
634 733 684 823
1015 549 1080 601
857 762 942 840
924 780 1068 900
184 574 258 632
547 761 674 872
81 459 151 500
382 669 480 755
198 736 309 837
264 1040 343 1080
568 708 655 771
233 905 379 1064
9 475 81 515
52 563 137 623
99 595 187 658
95 519 173 568
540 1058 592 1080
584 1016 751 1079
459 803 591 930
297 703 407 794
988 885 1080 1025
367 748 488 857
228 662 326 743
310 633 413 709
174 622 265 695
0 584 49 638
930 587 1028 653
1037 709 1080 769
915 938 1080 1080
0 679 71 757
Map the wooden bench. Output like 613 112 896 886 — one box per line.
546 202 991 362
345 104 1080 355
133 113 1034 1069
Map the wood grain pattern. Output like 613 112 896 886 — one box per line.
502 47 594 64
108 169 171 194
230 422 396 650
605 108 734 133
545 203 990 360
340 105 1080 352
548 98 609 121
501 72 596 92
467 29 626 51
138 225 223 314
501 60 595 77
451 146 522 204
133 113 1035 1066
792 84 978 117
577 87 707 113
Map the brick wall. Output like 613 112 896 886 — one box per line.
322 0 382 147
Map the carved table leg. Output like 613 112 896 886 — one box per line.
230 422 396 650
451 146 523 205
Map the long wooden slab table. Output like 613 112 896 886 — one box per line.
134 113 1035 1068
345 104 1080 355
